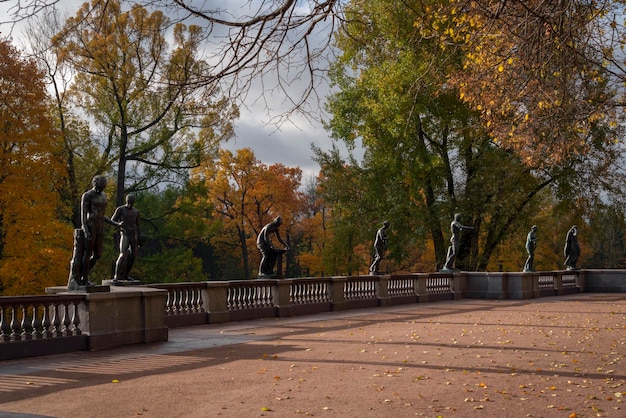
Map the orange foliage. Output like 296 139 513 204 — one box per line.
190 148 302 279
0 38 72 295
298 211 329 276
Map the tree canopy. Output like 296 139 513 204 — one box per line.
52 0 239 207
0 37 72 295
1 0 626 294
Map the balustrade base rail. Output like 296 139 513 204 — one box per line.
2 335 88 361
1 269 623 361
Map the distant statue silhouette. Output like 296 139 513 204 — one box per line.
442 213 473 271
369 221 390 274
257 216 289 277
523 225 538 272
564 225 580 270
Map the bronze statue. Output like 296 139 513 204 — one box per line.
442 213 473 271
68 175 121 289
369 221 390 274
111 194 140 282
564 225 580 270
523 225 538 272
257 216 289 277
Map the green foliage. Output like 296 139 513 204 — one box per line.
136 247 205 284
585 204 626 269
322 0 565 272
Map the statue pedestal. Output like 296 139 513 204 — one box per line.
103 279 142 287
46 285 110 294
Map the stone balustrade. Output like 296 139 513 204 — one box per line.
0 269 624 361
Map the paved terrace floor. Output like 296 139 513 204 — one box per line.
0 293 624 418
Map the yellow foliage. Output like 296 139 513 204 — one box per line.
0 39 72 295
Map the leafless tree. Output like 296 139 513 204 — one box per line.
2 0 343 122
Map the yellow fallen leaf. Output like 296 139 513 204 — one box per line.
112 379 119 383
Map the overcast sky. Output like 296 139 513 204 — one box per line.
0 0 361 183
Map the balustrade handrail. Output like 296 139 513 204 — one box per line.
0 293 86 305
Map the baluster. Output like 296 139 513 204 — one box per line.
51 302 62 337
41 303 52 338
259 286 266 307
259 285 266 307
295 283 302 304
289 283 295 304
197 288 205 312
227 288 235 310
195 288 202 312
10 305 20 341
187 289 194 312
179 289 186 312
174 290 182 314
31 303 43 339
236 287 243 309
237 287 243 309
235 287 243 309
0 306 10 342
194 288 202 312
226 288 232 310
247 286 253 308
189 289 197 313
165 291 173 315
255 286 261 307
302 283 308 303
20 304 32 340
229 287 239 309
71 301 81 335
170 290 177 314
62 302 72 336
244 286 251 308
291 283 298 304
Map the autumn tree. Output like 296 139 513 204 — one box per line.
297 176 332 276
322 0 564 271
189 148 303 280
442 1 624 168
53 0 238 208
311 148 373 275
0 37 72 295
